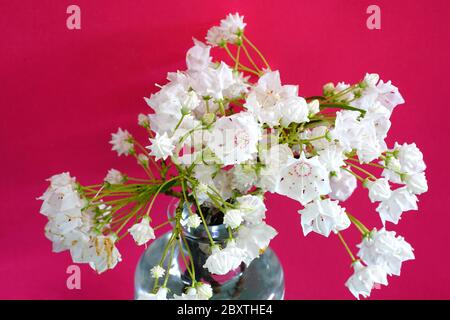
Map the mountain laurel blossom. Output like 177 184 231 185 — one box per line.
38 13 428 300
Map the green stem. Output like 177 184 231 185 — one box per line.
243 35 271 70
347 212 370 235
241 42 261 72
191 187 215 246
345 161 377 180
342 167 365 182
336 231 357 262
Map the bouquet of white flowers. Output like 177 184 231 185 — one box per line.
38 13 428 300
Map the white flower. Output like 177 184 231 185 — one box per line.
395 142 426 174
317 144 346 173
276 154 331 205
331 110 361 152
138 113 150 127
220 13 246 37
189 62 236 100
138 287 168 300
181 90 200 113
404 172 428 195
336 82 355 101
203 245 242 275
353 77 405 112
212 170 233 200
224 71 249 99
301 126 333 151
331 110 384 163
88 234 122 274
376 187 418 225
173 287 200 300
279 96 309 126
363 102 391 141
236 195 267 224
365 178 392 203
196 283 213 300
329 169 357 201
363 73 380 87
224 209 243 229
184 214 202 229
147 132 175 161
345 261 388 299
186 39 211 72
39 184 84 218
206 26 227 46
104 169 124 185
244 71 307 127
110 128 133 156
235 222 277 265
231 165 258 193
355 125 383 163
209 112 261 165
381 156 403 183
308 99 320 116
298 198 350 237
128 216 156 246
260 143 293 168
48 172 76 189
150 265 166 279
357 228 415 276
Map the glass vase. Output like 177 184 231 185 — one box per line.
134 201 285 300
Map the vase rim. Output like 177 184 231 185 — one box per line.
167 199 229 242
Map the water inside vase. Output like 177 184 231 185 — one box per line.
134 200 285 300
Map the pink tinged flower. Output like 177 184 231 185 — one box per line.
276 154 331 205
298 198 350 237
376 187 418 225
104 168 124 185
357 228 415 276
329 169 357 201
375 80 405 112
345 261 388 299
110 128 133 156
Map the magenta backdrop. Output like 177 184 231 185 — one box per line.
1 0 449 300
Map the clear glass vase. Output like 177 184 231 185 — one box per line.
134 201 285 300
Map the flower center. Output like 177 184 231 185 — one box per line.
292 162 312 177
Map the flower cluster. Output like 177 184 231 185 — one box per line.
38 13 428 300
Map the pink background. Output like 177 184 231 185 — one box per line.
1 0 449 299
